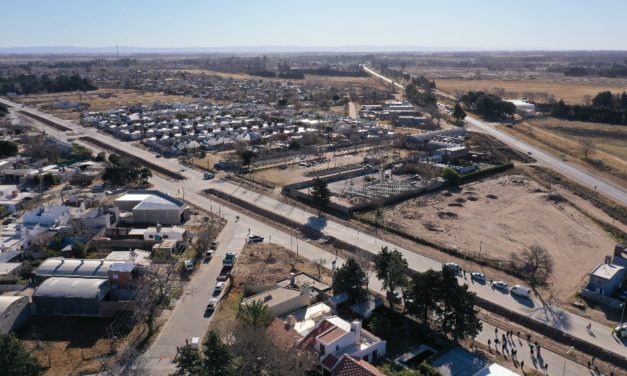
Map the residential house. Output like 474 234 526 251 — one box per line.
299 316 386 375
587 262 625 297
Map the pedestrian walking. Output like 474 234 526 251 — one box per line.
520 360 524 370
591 355 595 363
517 330 520 338
587 361 591 369
544 363 548 373
502 334 506 343
527 334 531 342
495 328 498 336
488 339 491 348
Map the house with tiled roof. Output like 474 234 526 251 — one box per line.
332 354 386 376
298 315 386 376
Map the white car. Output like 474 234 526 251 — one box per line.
471 272 486 282
206 298 219 311
214 281 225 292
510 285 532 298
492 280 509 291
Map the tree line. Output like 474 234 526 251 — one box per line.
0 73 97 95
460 91 515 120
405 75 437 109
552 90 627 125
562 63 627 78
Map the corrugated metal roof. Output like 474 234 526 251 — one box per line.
33 277 109 299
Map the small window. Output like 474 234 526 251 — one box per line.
148 235 153 239
319 344 325 355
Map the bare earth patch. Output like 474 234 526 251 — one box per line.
383 175 616 301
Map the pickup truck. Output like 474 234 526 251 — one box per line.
217 266 232 281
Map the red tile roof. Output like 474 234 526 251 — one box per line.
322 353 340 370
318 326 348 345
332 355 386 376
298 320 335 349
266 318 303 351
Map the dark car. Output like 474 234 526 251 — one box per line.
247 235 264 244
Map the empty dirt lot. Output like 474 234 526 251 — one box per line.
381 174 616 301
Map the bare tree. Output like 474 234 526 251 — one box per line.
583 95 592 106
581 138 595 161
509 245 554 290
136 262 177 337
217 322 316 376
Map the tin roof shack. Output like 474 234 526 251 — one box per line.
33 277 110 316
114 190 188 225
587 262 625 297
0 295 31 334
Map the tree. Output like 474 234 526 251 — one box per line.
237 300 275 328
0 333 42 376
452 102 467 124
71 143 93 159
102 154 151 186
172 331 233 376
374 247 408 307
70 173 92 188
581 138 594 161
71 242 86 259
441 168 461 186
0 140 18 158
310 178 330 215
0 103 8 118
509 245 554 289
332 257 368 304
406 269 482 341
238 149 256 167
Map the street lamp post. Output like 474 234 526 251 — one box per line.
562 346 574 376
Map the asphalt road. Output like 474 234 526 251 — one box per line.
361 67 627 206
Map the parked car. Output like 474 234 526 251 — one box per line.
217 266 232 281
223 252 237 267
184 259 194 271
510 285 532 298
614 323 627 339
204 250 214 263
444 262 460 273
206 298 219 312
247 235 264 244
214 281 226 292
471 272 486 282
204 173 215 180
492 280 509 291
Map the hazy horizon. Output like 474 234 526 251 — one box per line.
3 0 627 51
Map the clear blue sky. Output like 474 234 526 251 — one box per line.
3 0 626 50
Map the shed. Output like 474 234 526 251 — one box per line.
33 277 110 316
0 295 30 334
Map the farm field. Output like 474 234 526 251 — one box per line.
378 174 617 302
435 78 627 104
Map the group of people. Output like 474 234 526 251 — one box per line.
487 327 549 374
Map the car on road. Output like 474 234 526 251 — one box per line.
155 154 162 158
214 281 225 293
492 280 509 291
209 240 219 250
204 250 214 263
510 285 532 298
471 272 486 282
444 262 460 273
247 235 264 244
203 173 215 180
206 298 219 312
527 151 533 155
614 323 627 339
223 252 237 267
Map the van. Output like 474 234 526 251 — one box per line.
510 285 531 298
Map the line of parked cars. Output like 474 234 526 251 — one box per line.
444 262 531 299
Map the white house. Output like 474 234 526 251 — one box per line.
298 315 386 375
23 205 71 228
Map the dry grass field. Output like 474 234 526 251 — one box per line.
178 69 390 92
435 79 627 104
13 89 190 121
497 118 627 187
379 174 617 301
